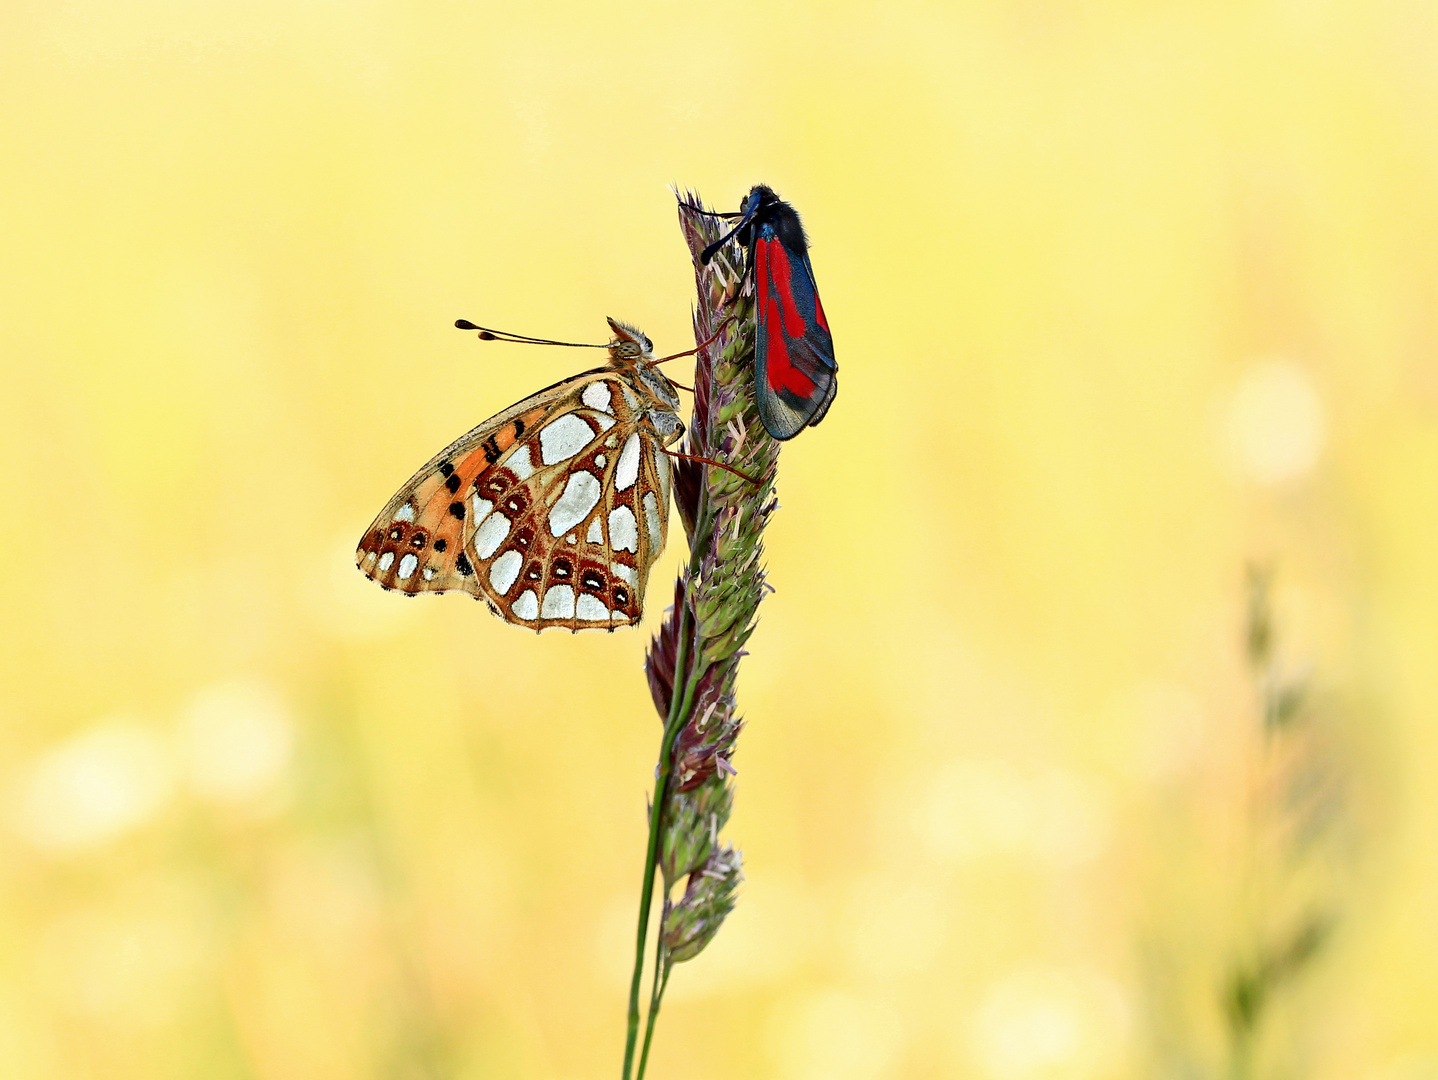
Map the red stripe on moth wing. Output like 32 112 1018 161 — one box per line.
813 290 829 333
763 240 808 339
764 294 815 396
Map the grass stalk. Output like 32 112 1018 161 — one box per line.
620 191 779 1077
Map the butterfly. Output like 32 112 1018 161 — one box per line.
356 318 684 632
701 185 837 441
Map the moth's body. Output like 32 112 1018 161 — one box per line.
357 320 682 632
703 184 838 441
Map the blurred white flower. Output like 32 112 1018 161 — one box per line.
1226 358 1326 484
178 680 293 804
14 718 174 851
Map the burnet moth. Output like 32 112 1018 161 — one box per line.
701 185 838 442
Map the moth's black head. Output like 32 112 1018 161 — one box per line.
740 184 808 254
700 183 810 265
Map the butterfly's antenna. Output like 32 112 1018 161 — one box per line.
661 448 760 486
454 320 608 348
649 319 734 366
699 205 759 265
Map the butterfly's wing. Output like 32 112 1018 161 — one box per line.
357 370 673 631
752 229 838 441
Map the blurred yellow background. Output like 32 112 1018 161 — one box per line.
3 1 1437 1077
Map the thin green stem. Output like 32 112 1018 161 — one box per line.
622 501 715 1079
636 951 673 1080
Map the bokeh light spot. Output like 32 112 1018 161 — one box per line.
1226 359 1327 484
967 968 1129 1080
179 680 293 804
771 990 903 1080
14 719 174 852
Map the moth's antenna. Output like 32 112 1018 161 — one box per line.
649 320 733 366
699 204 759 265
686 205 743 220
454 320 608 348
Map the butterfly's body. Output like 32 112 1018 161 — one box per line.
357 319 681 632
702 185 837 441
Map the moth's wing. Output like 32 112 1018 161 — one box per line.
753 232 838 441
356 368 604 599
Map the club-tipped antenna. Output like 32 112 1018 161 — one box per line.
685 205 743 220
454 319 608 348
699 203 760 265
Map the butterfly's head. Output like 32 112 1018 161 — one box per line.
605 318 655 363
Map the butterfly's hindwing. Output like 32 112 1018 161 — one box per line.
357 356 677 633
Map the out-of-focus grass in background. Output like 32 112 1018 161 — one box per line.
2 2 1436 1077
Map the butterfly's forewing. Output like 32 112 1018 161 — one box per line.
753 230 838 441
357 369 674 632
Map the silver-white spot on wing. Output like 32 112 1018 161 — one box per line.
422 567 435 581
541 584 576 619
592 412 616 432
474 512 511 558
621 384 640 410
609 506 638 553
654 448 670 499
582 382 613 413
576 593 609 621
540 414 594 465
472 495 494 523
610 562 636 586
595 453 607 468
615 432 641 491
378 552 395 572
489 549 522 595
398 553 418 580
643 493 663 548
394 504 415 523
513 589 539 621
586 517 604 544
548 471 602 537
610 610 629 622
507 445 534 480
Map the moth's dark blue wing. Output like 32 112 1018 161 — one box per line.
753 231 838 441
